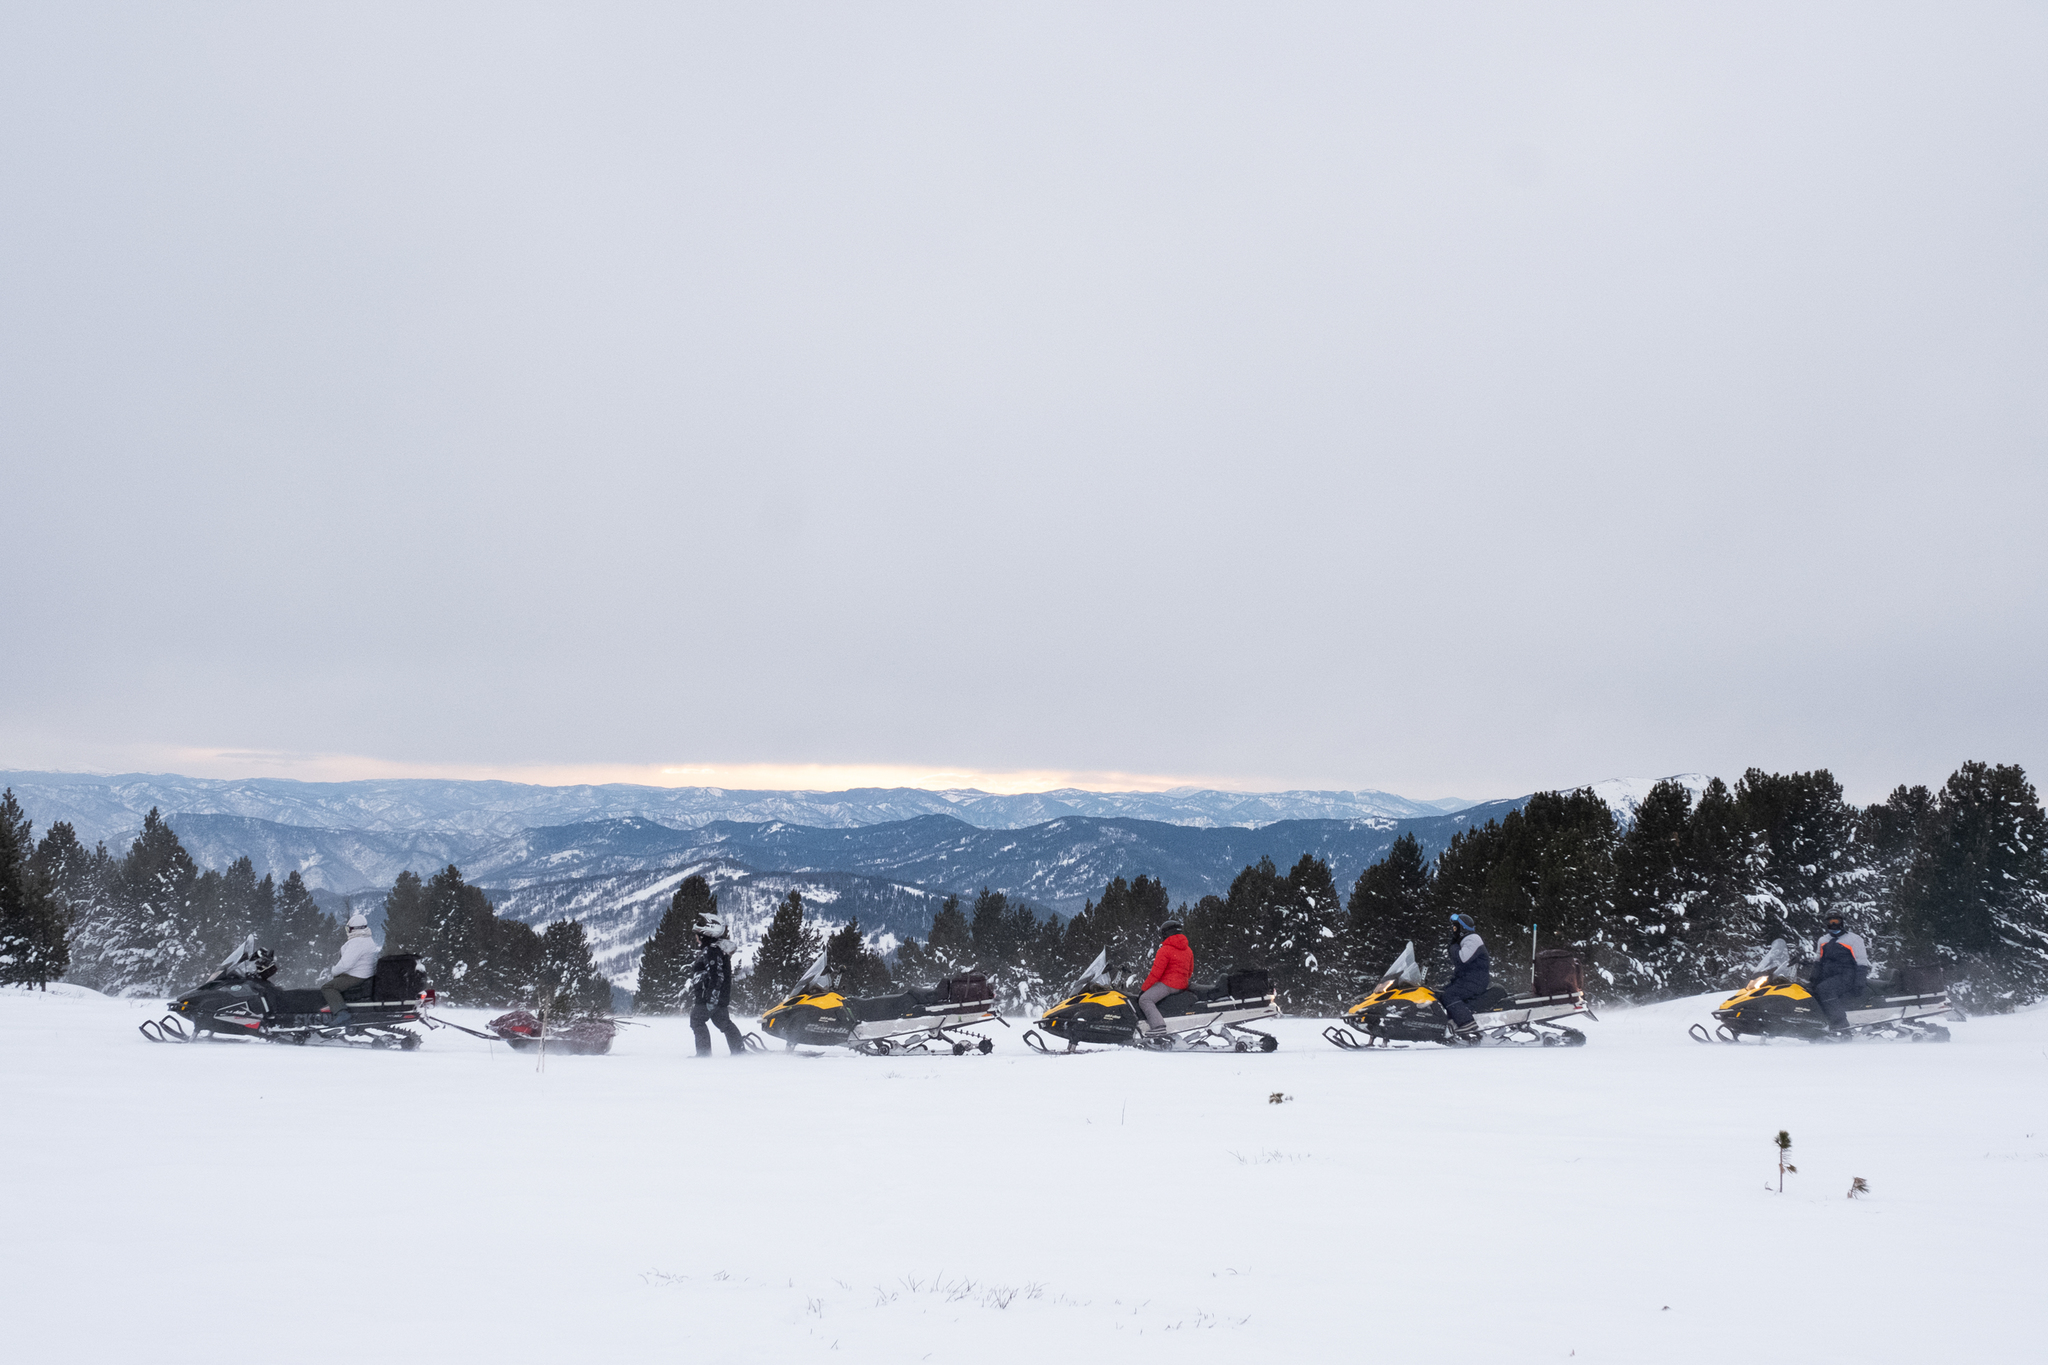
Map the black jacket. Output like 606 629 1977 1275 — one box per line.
690 941 734 1010
1807 930 1870 993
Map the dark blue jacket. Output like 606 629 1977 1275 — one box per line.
1807 930 1870 994
690 941 734 1010
1444 933 1490 998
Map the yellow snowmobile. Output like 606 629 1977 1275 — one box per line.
1689 941 1959 1044
759 950 999 1055
1324 942 1591 1050
1024 951 1279 1053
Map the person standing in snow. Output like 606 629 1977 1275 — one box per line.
1804 913 1872 1032
689 916 749 1057
318 910 381 1021
1137 920 1194 1038
1439 913 1490 1043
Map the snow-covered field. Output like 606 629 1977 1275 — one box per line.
4 987 2040 1363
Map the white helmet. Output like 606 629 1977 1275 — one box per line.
697 916 728 940
347 910 371 931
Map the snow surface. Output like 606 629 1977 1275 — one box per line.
3 987 2040 1362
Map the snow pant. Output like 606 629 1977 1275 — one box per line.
691 1000 748 1055
1439 981 1487 1029
1810 976 1860 1029
1139 983 1178 1031
321 974 368 1012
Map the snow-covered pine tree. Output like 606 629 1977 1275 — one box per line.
967 888 1057 1011
1062 875 1171 983
1611 779 1695 997
270 871 337 982
1344 833 1433 992
924 894 974 975
636 874 716 1013
487 917 544 1008
536 918 611 1016
1188 855 1343 1011
105 809 201 995
824 916 892 996
414 865 500 1002
1896 762 2048 1012
1678 777 1776 987
1848 784 1937 952
0 790 69 988
1733 768 1859 941
32 821 113 989
751 890 822 1006
380 871 429 956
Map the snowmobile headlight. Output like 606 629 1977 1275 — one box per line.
1747 975 1768 990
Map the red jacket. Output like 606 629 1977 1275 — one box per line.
1142 934 1193 992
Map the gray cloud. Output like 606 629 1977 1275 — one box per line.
3 3 2043 802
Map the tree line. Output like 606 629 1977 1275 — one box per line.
0 795 612 1016
629 760 2048 1016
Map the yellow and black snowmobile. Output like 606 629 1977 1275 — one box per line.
1023 951 1280 1054
1323 942 1591 1050
1689 941 1959 1044
759 951 1000 1055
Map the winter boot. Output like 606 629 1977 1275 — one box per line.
1454 1022 1483 1045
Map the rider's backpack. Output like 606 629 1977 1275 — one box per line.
1223 967 1271 1000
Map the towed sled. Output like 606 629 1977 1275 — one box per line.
140 937 431 1050
760 950 1001 1055
415 1008 627 1055
1024 951 1279 1054
1689 942 1960 1045
1324 943 1591 1051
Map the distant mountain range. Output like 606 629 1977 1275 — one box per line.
0 771 1474 847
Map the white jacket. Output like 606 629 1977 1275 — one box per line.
326 931 381 982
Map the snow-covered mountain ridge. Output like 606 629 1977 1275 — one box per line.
0 770 1475 847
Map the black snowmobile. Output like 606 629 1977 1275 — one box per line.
1323 943 1592 1050
140 937 432 1049
759 950 1001 1055
1689 941 1960 1044
1024 951 1279 1054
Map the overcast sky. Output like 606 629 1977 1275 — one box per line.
3 4 2044 803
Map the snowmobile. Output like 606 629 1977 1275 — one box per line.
759 950 1001 1055
1023 951 1280 1054
1323 943 1591 1050
1688 941 1960 1044
139 936 432 1049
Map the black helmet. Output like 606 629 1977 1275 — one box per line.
1825 914 1846 933
1161 920 1184 939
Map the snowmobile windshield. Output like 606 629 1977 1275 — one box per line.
1382 942 1425 988
216 934 261 978
1752 940 1792 978
794 948 832 991
1066 950 1112 995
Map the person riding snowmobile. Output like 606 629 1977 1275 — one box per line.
1804 914 1872 1031
689 916 749 1057
1137 920 1194 1035
318 910 381 1022
1440 914 1490 1042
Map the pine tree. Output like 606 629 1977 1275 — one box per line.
751 890 822 1005
105 809 201 995
536 918 611 1016
824 917 892 996
1062 875 1171 981
32 823 113 989
489 918 544 1008
1734 768 1859 933
1345 833 1433 991
1896 762 2048 1012
381 871 429 956
0 790 68 988
925 895 974 974
410 866 501 1002
636 875 716 1013
1185 855 1344 1011
271 872 338 982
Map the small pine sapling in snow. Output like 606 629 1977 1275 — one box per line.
1773 1130 1797 1193
1847 1177 1869 1199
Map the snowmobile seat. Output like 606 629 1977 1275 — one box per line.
1471 985 1513 1012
